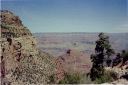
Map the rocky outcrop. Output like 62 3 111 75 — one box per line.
0 10 55 85
1 10 32 38
105 64 128 84
1 10 23 26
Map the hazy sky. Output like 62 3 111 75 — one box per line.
1 0 128 33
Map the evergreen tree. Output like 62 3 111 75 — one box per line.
90 33 114 81
121 50 128 65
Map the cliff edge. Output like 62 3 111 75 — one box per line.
0 10 55 85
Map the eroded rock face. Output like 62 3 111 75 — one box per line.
1 10 23 26
1 10 32 38
0 10 55 85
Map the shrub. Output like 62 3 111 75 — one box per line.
94 70 118 84
48 74 55 83
48 73 92 84
58 73 81 84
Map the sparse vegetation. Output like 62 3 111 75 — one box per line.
94 70 118 84
58 73 92 84
48 74 56 84
58 73 82 84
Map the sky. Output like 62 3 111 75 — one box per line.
1 0 128 33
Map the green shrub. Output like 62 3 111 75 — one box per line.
48 74 55 83
48 73 93 84
58 73 82 84
80 74 92 84
94 71 117 84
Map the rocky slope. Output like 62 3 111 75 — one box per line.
0 10 55 85
1 10 32 38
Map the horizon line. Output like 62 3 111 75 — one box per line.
32 32 128 34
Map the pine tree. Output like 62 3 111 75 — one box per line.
90 33 114 81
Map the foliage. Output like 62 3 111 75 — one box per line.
58 73 82 84
113 50 128 67
94 70 118 84
90 33 114 81
48 74 55 84
58 73 80 84
1 24 10 29
48 73 92 84
121 50 128 64
80 73 92 84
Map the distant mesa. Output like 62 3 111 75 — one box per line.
1 10 32 38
